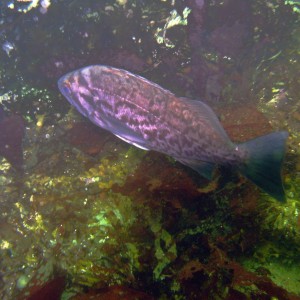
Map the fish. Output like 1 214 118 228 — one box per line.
58 65 288 202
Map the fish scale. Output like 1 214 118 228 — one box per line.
58 65 288 202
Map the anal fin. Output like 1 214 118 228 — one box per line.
176 158 215 180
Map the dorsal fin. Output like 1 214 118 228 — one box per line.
180 98 230 141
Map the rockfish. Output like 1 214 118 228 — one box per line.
58 65 288 202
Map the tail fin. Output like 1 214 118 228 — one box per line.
238 131 288 202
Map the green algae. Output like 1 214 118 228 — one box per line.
0 0 300 298
238 173 300 296
241 246 300 295
0 115 150 297
155 7 191 48
258 175 300 245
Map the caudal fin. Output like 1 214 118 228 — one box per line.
238 131 288 202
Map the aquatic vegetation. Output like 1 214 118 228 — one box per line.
0 113 155 298
241 240 300 296
236 174 300 296
7 0 51 13
258 175 300 245
155 7 191 48
285 0 300 13
0 115 298 298
84 147 144 190
61 192 142 287
1 0 300 299
148 209 177 281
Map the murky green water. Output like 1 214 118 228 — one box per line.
0 1 300 299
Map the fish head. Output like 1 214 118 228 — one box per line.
58 66 117 129
57 75 72 99
58 71 87 119
58 68 101 120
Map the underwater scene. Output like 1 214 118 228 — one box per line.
0 0 300 299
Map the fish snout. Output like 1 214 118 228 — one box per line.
58 76 73 98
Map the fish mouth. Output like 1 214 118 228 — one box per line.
57 75 72 98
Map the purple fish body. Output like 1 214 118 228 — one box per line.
58 65 288 202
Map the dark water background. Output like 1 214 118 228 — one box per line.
0 1 300 299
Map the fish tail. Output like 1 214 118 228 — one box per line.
237 131 288 202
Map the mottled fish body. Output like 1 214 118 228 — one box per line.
58 65 288 202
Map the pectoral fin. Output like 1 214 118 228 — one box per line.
114 134 150 150
102 115 150 150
